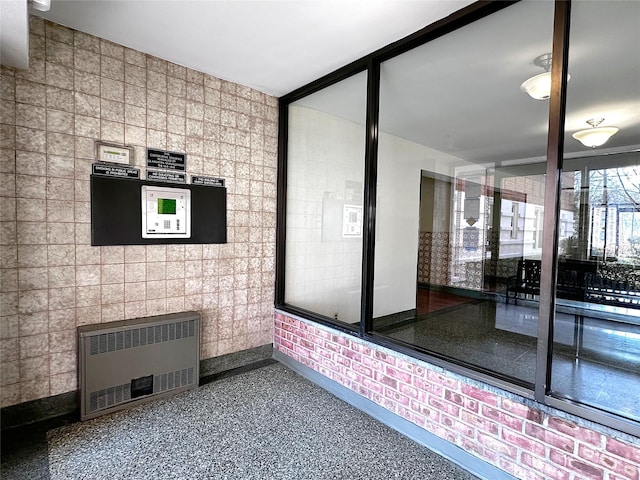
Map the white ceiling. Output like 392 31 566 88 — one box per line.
27 0 476 97
2 0 637 163
298 0 640 164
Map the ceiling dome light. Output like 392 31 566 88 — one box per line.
572 118 619 148
29 0 51 11
520 53 569 100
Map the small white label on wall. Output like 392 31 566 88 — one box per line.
342 204 363 238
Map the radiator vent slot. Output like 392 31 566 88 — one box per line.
90 383 131 413
79 312 200 421
154 367 194 394
89 320 196 355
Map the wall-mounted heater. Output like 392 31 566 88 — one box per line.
78 311 200 421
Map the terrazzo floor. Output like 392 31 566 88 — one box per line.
2 361 479 480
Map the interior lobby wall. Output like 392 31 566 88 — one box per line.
0 16 278 407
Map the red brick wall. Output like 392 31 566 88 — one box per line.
274 312 640 480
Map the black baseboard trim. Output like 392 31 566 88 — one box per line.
1 343 274 431
199 344 273 377
273 350 517 480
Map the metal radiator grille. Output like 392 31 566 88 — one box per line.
79 312 200 421
89 319 196 355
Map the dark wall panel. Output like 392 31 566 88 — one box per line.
91 175 227 245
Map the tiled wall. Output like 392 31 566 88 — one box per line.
0 17 277 407
417 232 450 285
274 312 640 480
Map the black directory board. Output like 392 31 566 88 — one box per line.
92 163 140 179
191 175 225 187
146 149 186 171
146 170 187 184
90 175 226 245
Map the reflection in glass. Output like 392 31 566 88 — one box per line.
284 72 367 324
373 0 554 386
549 0 640 422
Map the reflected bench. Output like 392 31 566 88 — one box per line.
506 259 597 304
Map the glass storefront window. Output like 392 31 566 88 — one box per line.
372 0 555 385
284 72 367 324
278 0 640 435
550 0 640 422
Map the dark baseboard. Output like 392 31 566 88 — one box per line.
199 344 273 377
373 308 417 330
1 343 274 431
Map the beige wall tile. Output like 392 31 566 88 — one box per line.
146 280 166 299
20 378 49 403
47 155 75 179
15 80 46 107
124 282 145 302
15 103 46 130
46 200 74 223
50 371 76 395
49 329 75 353
16 127 46 154
146 299 165 316
101 303 123 322
75 245 100 266
75 47 101 75
48 308 75 331
168 63 186 80
19 333 48 359
125 104 146 127
100 39 124 60
1 360 20 385
1 268 18 294
45 62 74 90
101 56 124 82
75 70 101 96
18 267 48 290
166 279 185 297
76 265 100 286
100 98 124 122
16 222 47 245
75 285 101 307
49 350 75 375
100 119 124 143
123 48 145 67
48 266 75 288
101 246 124 264
75 92 100 117
75 305 100 326
124 263 145 283
47 132 74 157
47 222 75 244
48 287 75 310
166 296 184 314
124 300 146 318
147 70 167 93
74 31 99 53
101 263 124 284
125 83 146 108
101 282 124 304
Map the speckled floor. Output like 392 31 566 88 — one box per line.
2 361 479 480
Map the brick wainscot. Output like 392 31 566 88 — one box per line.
274 312 640 480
